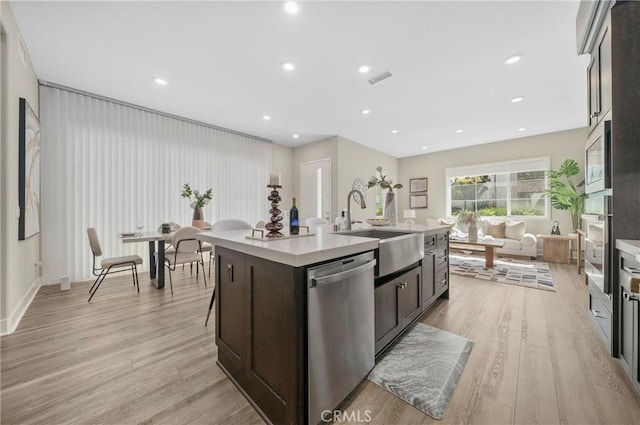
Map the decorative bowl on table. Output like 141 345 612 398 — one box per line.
366 218 390 226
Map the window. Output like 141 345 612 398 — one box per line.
446 157 549 218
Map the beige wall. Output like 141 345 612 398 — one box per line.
292 136 339 220
291 136 397 223
0 2 40 334
397 127 588 237
336 136 398 223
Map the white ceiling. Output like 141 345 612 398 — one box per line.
11 0 589 158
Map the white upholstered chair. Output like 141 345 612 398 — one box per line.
163 226 207 295
305 217 330 225
87 227 143 302
212 219 253 232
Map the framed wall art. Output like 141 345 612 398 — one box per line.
410 177 428 193
18 97 41 240
410 194 428 209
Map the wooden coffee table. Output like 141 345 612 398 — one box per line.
450 238 506 267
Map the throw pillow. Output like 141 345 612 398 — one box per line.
439 218 455 227
486 221 506 238
505 219 526 240
477 218 491 236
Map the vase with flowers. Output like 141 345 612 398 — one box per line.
368 166 403 225
181 183 213 230
456 209 480 241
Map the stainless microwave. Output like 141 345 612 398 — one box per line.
585 114 612 194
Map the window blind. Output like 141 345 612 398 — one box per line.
40 85 271 282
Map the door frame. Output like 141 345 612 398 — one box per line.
299 158 332 223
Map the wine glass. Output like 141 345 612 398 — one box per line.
136 219 144 236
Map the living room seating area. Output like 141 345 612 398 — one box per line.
444 218 538 259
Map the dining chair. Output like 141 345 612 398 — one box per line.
87 227 143 302
204 219 253 326
305 217 330 225
212 219 253 232
200 221 214 276
164 226 207 295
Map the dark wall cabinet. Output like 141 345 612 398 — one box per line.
578 0 640 369
215 246 304 425
618 251 640 394
587 17 612 133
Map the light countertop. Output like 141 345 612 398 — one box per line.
197 222 450 267
617 239 640 260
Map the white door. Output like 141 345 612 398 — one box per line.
300 159 331 223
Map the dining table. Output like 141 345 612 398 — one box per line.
121 231 174 289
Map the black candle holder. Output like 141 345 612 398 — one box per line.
265 185 284 238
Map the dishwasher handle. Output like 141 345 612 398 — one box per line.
310 260 376 288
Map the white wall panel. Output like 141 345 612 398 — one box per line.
40 86 271 283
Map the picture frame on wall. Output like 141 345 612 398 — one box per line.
410 194 428 209
18 97 41 240
409 177 428 193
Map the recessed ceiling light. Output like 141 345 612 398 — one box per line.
292 134 300 138
505 54 523 65
284 1 300 15
358 65 371 74
517 127 526 132
455 129 464 133
282 62 295 71
421 146 428 150
391 130 398 134
263 115 271 121
361 109 371 115
511 96 524 103
154 78 167 85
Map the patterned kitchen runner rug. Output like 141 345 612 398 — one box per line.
449 253 555 291
367 322 474 420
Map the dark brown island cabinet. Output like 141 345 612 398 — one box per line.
202 225 449 425
375 230 449 354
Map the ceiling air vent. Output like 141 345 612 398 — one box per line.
367 70 393 86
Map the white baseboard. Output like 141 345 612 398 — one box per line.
0 277 41 336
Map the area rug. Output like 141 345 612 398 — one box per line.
367 323 474 420
449 253 555 291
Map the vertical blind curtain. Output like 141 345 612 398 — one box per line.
40 86 271 283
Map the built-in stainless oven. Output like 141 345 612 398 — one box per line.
582 194 613 299
585 111 612 194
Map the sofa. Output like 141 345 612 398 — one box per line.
441 218 538 260
584 221 603 266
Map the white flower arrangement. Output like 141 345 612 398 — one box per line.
181 183 213 209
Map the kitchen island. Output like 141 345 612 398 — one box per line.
197 223 450 425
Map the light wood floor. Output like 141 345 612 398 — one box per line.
2 263 640 424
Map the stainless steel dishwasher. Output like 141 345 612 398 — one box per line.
307 251 376 424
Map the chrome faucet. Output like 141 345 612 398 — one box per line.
346 189 367 230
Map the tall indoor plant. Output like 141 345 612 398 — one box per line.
543 159 587 232
368 166 402 225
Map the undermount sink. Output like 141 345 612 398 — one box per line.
334 229 424 277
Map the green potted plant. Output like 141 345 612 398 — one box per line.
181 183 213 230
543 159 587 232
